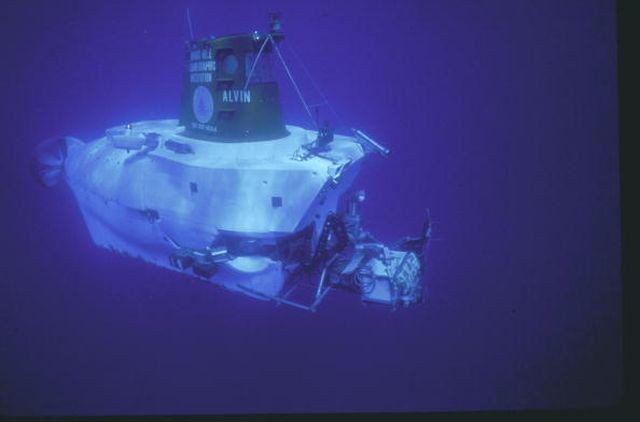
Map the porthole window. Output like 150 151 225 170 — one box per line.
222 54 238 75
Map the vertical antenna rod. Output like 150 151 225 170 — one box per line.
186 8 194 40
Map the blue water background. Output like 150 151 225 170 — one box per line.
0 0 621 415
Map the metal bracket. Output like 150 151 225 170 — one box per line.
236 255 337 312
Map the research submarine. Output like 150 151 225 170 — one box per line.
33 15 431 311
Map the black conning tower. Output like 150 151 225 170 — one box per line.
179 22 288 142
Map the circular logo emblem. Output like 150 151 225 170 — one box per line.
192 86 214 123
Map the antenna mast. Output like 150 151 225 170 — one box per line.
186 8 194 39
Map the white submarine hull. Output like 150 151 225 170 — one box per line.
59 119 365 297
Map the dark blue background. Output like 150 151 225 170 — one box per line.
0 0 621 415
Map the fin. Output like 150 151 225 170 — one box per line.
31 136 82 187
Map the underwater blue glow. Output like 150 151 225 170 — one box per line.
2 0 621 416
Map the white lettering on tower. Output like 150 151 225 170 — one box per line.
221 89 251 103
